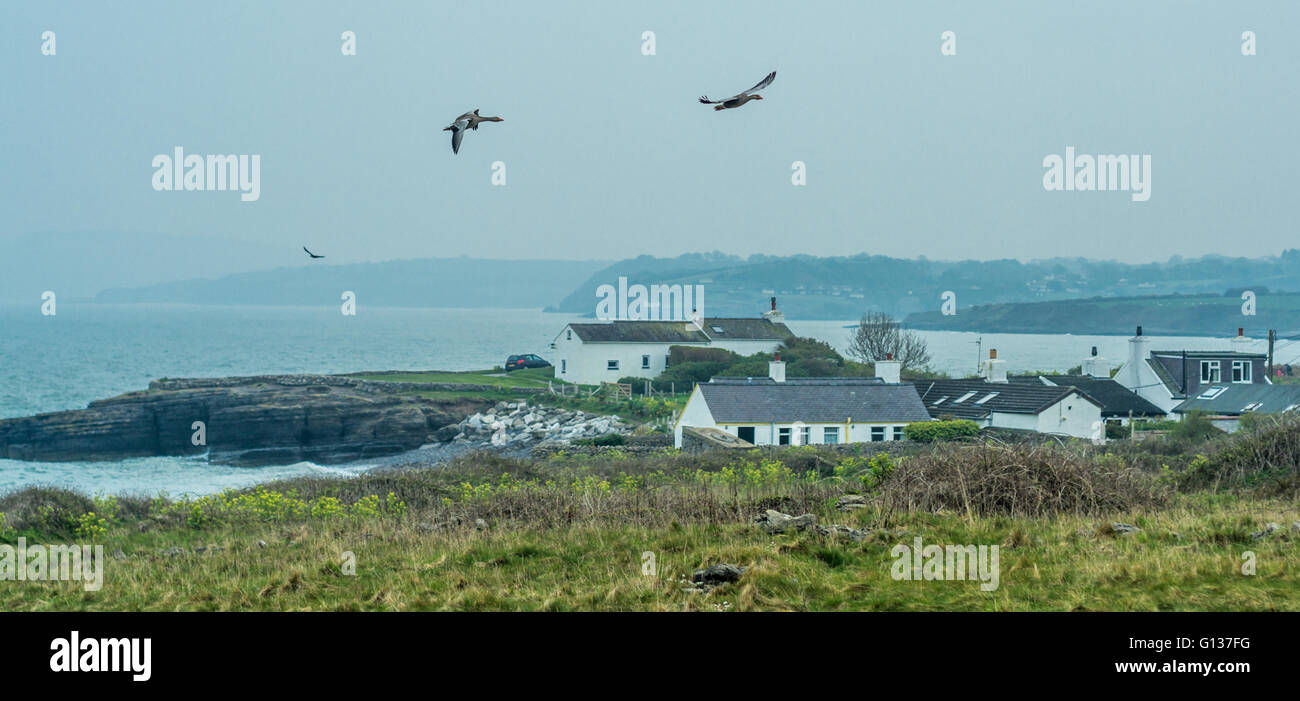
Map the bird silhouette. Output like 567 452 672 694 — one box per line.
303 247 324 259
699 71 776 111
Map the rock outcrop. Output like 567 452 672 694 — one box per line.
448 401 632 449
0 375 494 466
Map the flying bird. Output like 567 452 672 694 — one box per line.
303 247 324 259
699 71 776 111
443 109 504 154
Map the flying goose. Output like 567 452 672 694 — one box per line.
303 246 324 259
699 71 776 111
443 109 504 154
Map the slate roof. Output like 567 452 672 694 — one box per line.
567 317 794 344
1145 351 1269 397
1172 383 1300 416
696 378 931 424
917 379 1102 419
1009 375 1166 418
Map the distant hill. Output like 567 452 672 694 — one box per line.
0 231 286 303
905 292 1300 338
546 250 1300 320
95 258 609 309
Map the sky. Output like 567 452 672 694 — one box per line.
1 0 1297 268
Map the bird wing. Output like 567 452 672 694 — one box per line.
700 71 776 104
740 70 776 96
451 123 465 154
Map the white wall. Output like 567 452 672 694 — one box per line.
553 324 785 386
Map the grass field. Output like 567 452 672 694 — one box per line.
2 419 1297 611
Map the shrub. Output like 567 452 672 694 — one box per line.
1178 414 1300 490
877 443 1166 517
904 419 980 443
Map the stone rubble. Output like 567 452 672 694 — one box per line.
447 401 631 448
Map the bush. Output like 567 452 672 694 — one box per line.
877 443 1166 517
904 419 980 443
1178 414 1300 490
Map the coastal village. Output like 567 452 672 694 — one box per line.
547 298 1300 450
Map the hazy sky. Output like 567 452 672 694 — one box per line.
2 1 1296 265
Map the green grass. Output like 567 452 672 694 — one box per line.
2 493 1294 612
349 367 561 389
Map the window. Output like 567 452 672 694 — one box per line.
641 354 651 369
566 329 572 341
952 392 977 404
560 359 566 374
1232 360 1252 383
664 355 671 368
1198 386 1227 399
871 426 885 442
932 396 949 406
975 392 999 404
795 426 810 445
892 426 904 441
777 427 791 445
1241 402 1263 412
607 360 619 371
1200 360 1221 383
823 427 840 444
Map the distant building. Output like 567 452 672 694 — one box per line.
1114 326 1270 416
552 299 794 385
917 349 1104 439
1172 383 1300 433
673 357 932 448
1009 346 1166 427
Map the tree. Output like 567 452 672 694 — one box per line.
847 311 931 371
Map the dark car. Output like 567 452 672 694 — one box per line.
505 354 551 372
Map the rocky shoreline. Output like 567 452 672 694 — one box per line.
0 375 637 468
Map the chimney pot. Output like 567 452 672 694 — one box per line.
1136 326 1143 336
886 353 893 361
1238 327 1243 337
1090 346 1098 357
770 296 776 311
989 348 997 360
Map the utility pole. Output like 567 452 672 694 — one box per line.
1268 329 1275 379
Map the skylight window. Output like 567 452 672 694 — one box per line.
975 392 1000 405
932 396 948 406
1241 402 1263 412
952 392 977 404
711 326 725 333
1198 386 1227 399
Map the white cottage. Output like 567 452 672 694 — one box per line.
673 358 933 448
552 303 794 385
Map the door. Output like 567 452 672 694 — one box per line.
737 426 756 444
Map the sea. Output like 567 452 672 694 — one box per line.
0 303 1264 497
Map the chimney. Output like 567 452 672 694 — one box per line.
1123 325 1149 391
689 305 703 330
763 296 784 323
1231 327 1251 353
768 351 786 383
981 348 1007 383
875 352 901 384
1082 345 1109 378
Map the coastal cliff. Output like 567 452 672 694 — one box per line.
0 375 503 467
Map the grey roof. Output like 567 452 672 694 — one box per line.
917 379 1102 419
696 378 931 424
568 317 794 344
1172 383 1300 416
1010 375 1166 418
1146 351 1268 397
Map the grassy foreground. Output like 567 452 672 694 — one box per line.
2 417 1297 612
